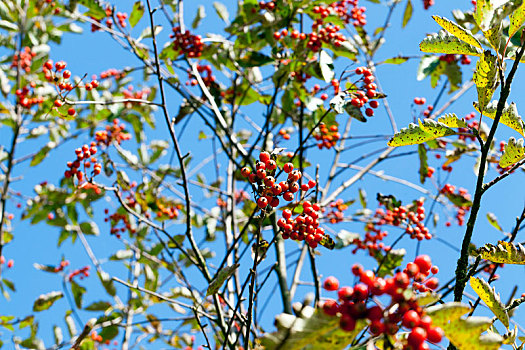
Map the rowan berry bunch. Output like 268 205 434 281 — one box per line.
16 83 44 108
11 46 35 72
321 255 442 349
122 85 151 107
95 118 131 146
314 123 341 149
312 0 367 27
278 128 292 140
325 199 350 223
440 184 471 226
64 142 101 184
68 265 90 281
99 68 125 80
170 27 204 58
187 64 215 87
413 97 426 105
482 262 503 280
349 66 379 117
241 152 316 211
105 210 133 239
277 201 334 249
217 190 250 207
0 256 14 269
457 112 478 142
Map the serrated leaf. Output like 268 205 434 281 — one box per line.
418 144 428 184
129 1 145 28
402 0 412 28
85 301 112 311
33 291 63 312
470 276 509 328
427 302 503 350
500 137 525 168
510 3 525 38
388 119 456 147
319 50 335 83
213 2 229 24
486 212 503 231
420 31 482 56
207 263 239 296
260 306 367 349
432 15 482 48
437 113 467 128
474 101 525 136
473 51 498 112
478 240 525 264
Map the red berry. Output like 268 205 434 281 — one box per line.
351 264 363 276
366 305 383 321
402 310 421 329
339 314 356 332
67 107 76 116
241 167 251 177
365 108 374 117
353 283 368 301
427 326 443 343
283 163 294 173
44 59 53 70
408 327 427 347
257 197 268 209
283 192 294 201
308 180 316 188
282 209 292 219
323 276 340 291
322 299 340 316
369 100 379 108
414 255 432 273
337 286 353 301
259 151 271 163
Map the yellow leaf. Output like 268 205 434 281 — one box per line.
500 137 525 168
510 3 525 38
419 31 482 56
432 16 482 48
469 276 509 328
437 113 467 128
473 51 498 112
387 119 456 147
474 101 525 137
478 241 525 264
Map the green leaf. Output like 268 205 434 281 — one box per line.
207 263 240 296
30 143 55 166
486 212 503 232
402 0 413 28
33 291 63 312
344 104 366 122
98 271 117 296
213 2 229 24
470 276 509 328
473 51 498 112
432 15 482 48
85 301 112 311
419 31 482 56
192 5 206 29
373 248 406 278
78 0 106 20
80 221 99 236
418 144 428 184
417 55 440 81
387 119 456 147
319 50 335 83
474 0 494 31
334 230 360 249
382 56 410 65
238 51 273 67
510 3 525 38
99 325 119 341
444 191 472 208
437 113 467 128
477 241 525 264
358 188 367 208
129 1 145 28
500 137 525 168
70 281 86 309
261 306 367 349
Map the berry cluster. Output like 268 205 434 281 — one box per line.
321 256 442 349
217 190 250 207
440 184 470 226
241 152 315 210
68 265 90 281
258 1 275 11
170 27 204 58
53 260 70 272
313 0 367 27
314 123 341 149
122 85 151 107
438 54 471 65
95 119 131 146
325 199 349 223
99 68 125 80
187 64 215 87
277 202 332 249
456 112 477 142
278 128 292 140
350 67 379 117
64 142 101 183
115 12 128 27
413 97 426 105
482 262 503 280
90 7 127 31
16 83 44 108
105 210 133 239
11 46 35 72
